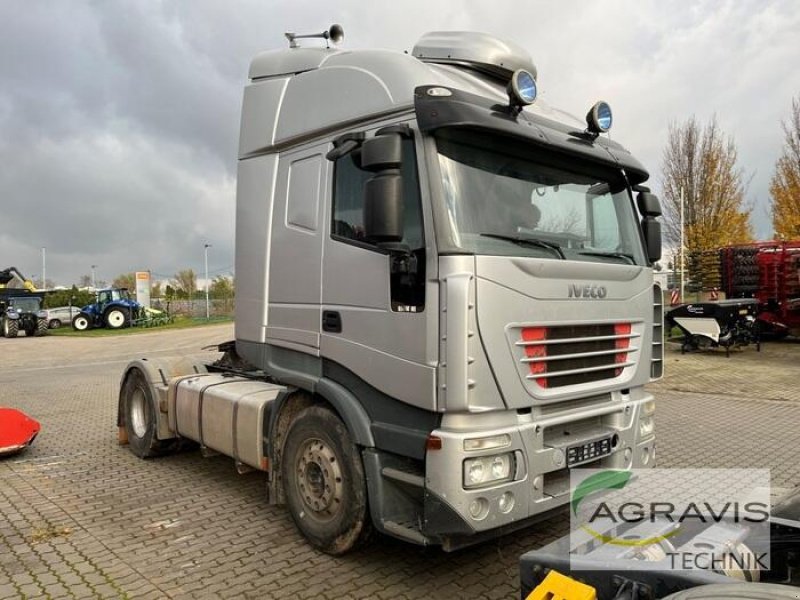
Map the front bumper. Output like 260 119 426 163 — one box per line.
423 390 656 539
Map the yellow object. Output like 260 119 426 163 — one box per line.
526 570 596 600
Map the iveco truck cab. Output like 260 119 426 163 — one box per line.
118 27 664 555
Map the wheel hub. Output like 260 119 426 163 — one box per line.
129 388 148 438
296 438 343 520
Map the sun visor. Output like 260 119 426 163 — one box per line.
414 85 649 185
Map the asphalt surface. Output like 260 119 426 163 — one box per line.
0 325 798 599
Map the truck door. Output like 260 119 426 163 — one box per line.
321 132 436 410
266 145 328 352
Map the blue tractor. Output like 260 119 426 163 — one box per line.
72 288 141 330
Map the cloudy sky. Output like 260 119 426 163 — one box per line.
1 0 798 287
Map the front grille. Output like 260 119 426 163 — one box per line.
518 323 639 388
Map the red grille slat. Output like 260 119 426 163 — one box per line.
519 323 635 388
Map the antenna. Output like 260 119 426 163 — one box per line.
285 24 344 49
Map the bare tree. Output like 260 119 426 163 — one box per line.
171 269 197 299
660 116 753 283
78 274 92 288
770 96 800 239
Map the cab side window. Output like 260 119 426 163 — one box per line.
332 138 424 250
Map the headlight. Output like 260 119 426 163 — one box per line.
463 453 514 489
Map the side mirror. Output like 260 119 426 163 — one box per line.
636 191 662 217
641 217 662 264
362 134 404 244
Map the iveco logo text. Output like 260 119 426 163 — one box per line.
568 284 608 299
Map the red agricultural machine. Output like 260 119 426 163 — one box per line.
0 408 40 457
677 241 800 338
719 241 800 337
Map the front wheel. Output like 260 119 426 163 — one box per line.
72 313 92 331
3 318 18 338
49 319 62 329
105 307 130 329
281 405 372 555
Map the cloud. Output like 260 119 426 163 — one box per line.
1 0 798 285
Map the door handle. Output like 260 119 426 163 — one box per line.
322 310 342 333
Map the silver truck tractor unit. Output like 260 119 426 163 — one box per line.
118 27 664 555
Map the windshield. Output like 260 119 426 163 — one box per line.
435 132 647 265
11 297 41 312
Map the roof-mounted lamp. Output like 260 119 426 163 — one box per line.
586 101 613 136
507 69 537 114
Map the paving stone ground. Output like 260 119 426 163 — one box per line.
0 326 798 599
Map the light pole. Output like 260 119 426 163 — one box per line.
679 186 685 303
91 265 97 290
41 247 46 290
204 244 212 319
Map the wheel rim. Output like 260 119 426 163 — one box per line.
129 387 148 438
295 438 344 522
107 310 125 327
75 317 88 330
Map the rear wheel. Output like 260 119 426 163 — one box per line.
281 405 372 555
34 318 48 336
122 368 172 458
72 313 92 331
49 319 62 329
105 307 130 329
3 318 18 338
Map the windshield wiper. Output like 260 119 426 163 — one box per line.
578 250 637 264
479 233 565 259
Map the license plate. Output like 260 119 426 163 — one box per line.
567 436 613 466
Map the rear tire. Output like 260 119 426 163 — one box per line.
3 318 18 338
49 319 62 329
72 313 92 331
122 368 172 458
34 318 48 337
281 405 372 555
105 307 130 329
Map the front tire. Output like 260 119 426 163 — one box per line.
281 405 372 555
72 313 92 331
105 307 130 329
122 368 171 458
3 318 18 338
49 319 62 329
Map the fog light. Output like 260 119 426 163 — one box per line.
498 492 515 514
469 497 489 520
